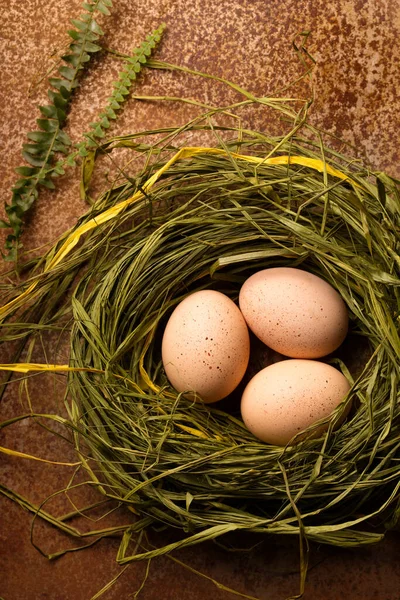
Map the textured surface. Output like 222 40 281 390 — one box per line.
1 1 400 599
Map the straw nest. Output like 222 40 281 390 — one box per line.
2 106 400 562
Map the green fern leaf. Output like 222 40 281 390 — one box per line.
56 130 73 146
58 66 76 80
39 178 56 190
15 166 40 177
89 19 104 35
22 143 46 155
36 119 59 132
53 164 66 175
65 153 79 166
108 98 120 109
48 91 69 110
26 131 56 143
78 144 90 157
105 107 117 119
83 135 98 148
94 125 105 138
85 41 103 52
96 3 111 15
12 179 27 191
71 18 89 31
49 77 71 91
39 104 59 118
4 0 113 260
119 74 131 86
21 152 47 167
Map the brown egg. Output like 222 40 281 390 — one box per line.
241 359 351 445
162 290 250 403
239 267 349 358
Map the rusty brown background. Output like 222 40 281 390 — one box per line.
1 1 400 599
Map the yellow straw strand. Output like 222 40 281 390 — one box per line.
0 445 80 466
0 363 103 374
0 148 359 320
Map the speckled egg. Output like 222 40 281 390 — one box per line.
241 359 351 445
162 290 250 403
239 267 349 358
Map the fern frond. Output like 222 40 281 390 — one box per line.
72 23 166 201
2 0 113 262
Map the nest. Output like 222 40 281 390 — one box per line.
2 104 400 565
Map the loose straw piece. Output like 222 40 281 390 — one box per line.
0 445 80 466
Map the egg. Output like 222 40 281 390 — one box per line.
162 290 250 403
241 359 351 445
239 267 348 358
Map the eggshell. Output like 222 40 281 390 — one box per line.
239 267 349 358
162 290 250 403
241 359 351 445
